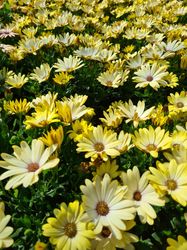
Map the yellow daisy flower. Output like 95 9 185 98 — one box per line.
53 72 74 85
99 108 122 128
171 130 187 150
34 241 47 250
167 235 187 250
168 91 187 115
30 63 51 83
68 119 93 142
0 202 14 248
164 145 187 165
42 200 95 250
116 131 133 154
121 166 165 225
148 160 187 206
80 174 136 239
132 62 169 90
132 126 171 158
92 160 121 180
151 104 169 127
53 55 84 73
0 139 59 189
5 72 29 89
3 99 31 114
77 125 120 162
39 126 64 151
118 100 154 128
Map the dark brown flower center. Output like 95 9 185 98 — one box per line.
146 75 153 82
133 191 142 201
96 201 109 216
166 179 177 191
94 142 105 152
176 102 184 108
64 223 77 238
27 163 39 172
101 227 111 238
146 144 157 151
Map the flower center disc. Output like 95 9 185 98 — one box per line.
64 223 77 238
101 227 111 238
166 179 177 190
96 201 109 216
176 102 184 108
133 191 142 201
146 75 153 82
27 163 39 172
146 144 157 151
94 142 105 152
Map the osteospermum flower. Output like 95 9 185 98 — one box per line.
0 202 14 248
168 91 187 115
3 99 31 114
164 145 187 164
132 126 171 158
53 55 84 72
34 241 47 250
100 108 122 128
167 235 187 250
80 174 135 239
76 125 120 162
148 160 187 206
92 223 138 250
0 139 59 189
132 63 169 90
121 166 165 225
42 200 95 250
5 73 29 89
92 160 121 180
68 119 93 142
30 63 51 83
118 100 154 128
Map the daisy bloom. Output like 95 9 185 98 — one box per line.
39 126 64 151
121 166 165 225
164 145 187 165
92 160 121 180
68 119 93 142
148 160 187 206
80 174 136 239
53 72 74 85
99 108 122 128
30 63 51 83
132 126 171 158
0 202 14 248
53 55 84 73
91 224 138 250
168 91 187 115
76 125 120 162
115 131 133 154
3 99 31 115
171 130 187 150
0 27 18 39
5 73 29 89
151 104 169 127
0 139 59 189
132 62 169 90
118 100 154 128
42 200 95 250
167 235 187 250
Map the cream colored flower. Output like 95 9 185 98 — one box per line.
80 174 135 239
121 166 165 225
53 55 84 72
0 202 14 248
30 63 51 83
0 139 59 189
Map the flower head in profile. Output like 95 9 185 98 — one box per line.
77 125 120 162
132 126 171 158
30 63 51 83
148 160 187 206
5 73 29 89
167 235 187 250
100 108 122 128
0 139 59 189
4 99 31 115
80 174 136 240
68 119 93 142
132 63 168 90
121 166 165 225
0 202 14 248
42 200 95 250
118 100 154 128
53 55 84 72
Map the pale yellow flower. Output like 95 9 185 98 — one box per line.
30 63 51 83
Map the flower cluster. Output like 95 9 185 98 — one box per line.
0 0 186 249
